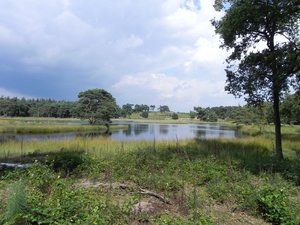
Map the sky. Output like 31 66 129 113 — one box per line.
0 0 245 112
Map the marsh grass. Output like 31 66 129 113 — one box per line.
0 117 128 135
0 124 127 134
0 117 80 126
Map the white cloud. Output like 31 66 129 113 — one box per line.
60 0 70 8
115 34 144 51
0 0 244 111
112 72 241 111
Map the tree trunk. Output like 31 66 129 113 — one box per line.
105 123 110 132
273 91 284 160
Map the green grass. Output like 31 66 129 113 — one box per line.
0 117 127 134
1 137 300 224
0 124 127 134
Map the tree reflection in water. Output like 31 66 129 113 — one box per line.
0 122 242 142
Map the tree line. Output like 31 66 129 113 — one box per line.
1 93 299 126
192 94 300 126
0 97 78 118
0 95 171 119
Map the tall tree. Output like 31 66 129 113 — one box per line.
281 94 300 125
77 89 119 129
158 105 170 113
150 105 155 111
194 107 207 121
212 0 300 160
122 103 134 118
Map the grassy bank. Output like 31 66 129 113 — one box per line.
1 137 300 224
0 117 127 134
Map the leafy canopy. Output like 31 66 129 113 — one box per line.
212 0 300 160
213 0 300 104
77 88 120 127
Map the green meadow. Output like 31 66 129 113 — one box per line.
1 117 300 224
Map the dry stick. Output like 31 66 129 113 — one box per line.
139 188 172 205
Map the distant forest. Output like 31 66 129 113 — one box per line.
0 94 299 125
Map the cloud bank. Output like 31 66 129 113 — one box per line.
0 0 244 112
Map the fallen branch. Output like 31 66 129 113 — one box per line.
74 180 172 205
139 188 172 205
0 162 32 169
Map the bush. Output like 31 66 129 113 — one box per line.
141 111 149 118
189 111 196 119
47 149 84 177
172 113 179 120
257 186 298 224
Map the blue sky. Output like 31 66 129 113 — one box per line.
0 0 244 112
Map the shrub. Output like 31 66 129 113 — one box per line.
257 186 298 224
47 149 84 177
141 111 149 118
172 113 179 120
189 111 196 119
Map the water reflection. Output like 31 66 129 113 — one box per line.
110 122 242 141
0 122 242 142
76 131 112 138
159 125 169 135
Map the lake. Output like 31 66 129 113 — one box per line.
0 122 242 142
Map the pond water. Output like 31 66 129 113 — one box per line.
0 122 242 142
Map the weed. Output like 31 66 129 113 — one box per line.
2 180 29 224
257 186 298 224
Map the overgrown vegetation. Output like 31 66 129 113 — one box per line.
1 135 300 224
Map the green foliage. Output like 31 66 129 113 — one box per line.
188 209 214 225
207 111 218 122
212 0 300 161
23 179 129 225
121 103 134 118
47 149 84 177
151 212 189 225
257 186 298 225
227 106 265 126
281 94 300 125
2 137 300 224
158 105 170 113
26 162 57 193
0 96 78 118
133 104 149 113
194 107 218 122
77 88 120 126
2 180 29 224
150 104 155 111
140 111 149 118
189 111 196 119
194 107 207 121
172 113 179 120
